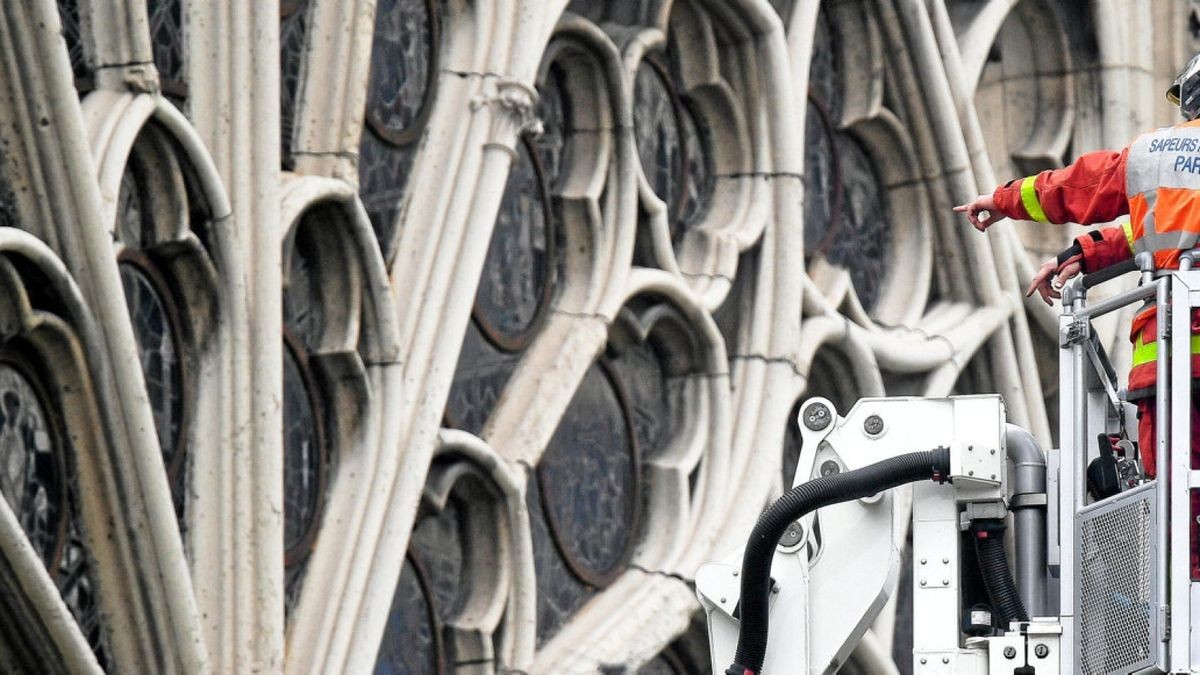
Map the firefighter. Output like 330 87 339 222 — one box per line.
954 53 1200 577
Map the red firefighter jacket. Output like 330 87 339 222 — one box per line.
992 148 1200 394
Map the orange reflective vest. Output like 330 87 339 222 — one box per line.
1124 121 1200 393
992 120 1200 395
1125 119 1200 270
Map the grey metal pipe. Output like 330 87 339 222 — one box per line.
1006 424 1048 617
1072 279 1160 322
1155 275 1170 637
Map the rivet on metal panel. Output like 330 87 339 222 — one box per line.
803 402 831 430
864 414 884 435
1034 643 1049 658
1003 646 1016 659
779 521 803 547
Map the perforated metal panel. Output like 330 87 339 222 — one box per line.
1076 483 1157 675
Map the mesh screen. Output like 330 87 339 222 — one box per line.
1077 491 1155 675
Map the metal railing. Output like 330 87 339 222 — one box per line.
1058 250 1200 673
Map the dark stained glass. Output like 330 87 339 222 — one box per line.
446 132 558 430
118 263 184 473
56 0 89 83
608 337 678 459
116 169 149 250
146 0 187 100
807 10 839 119
57 523 110 668
536 63 570 188
284 559 307 619
358 131 416 256
678 101 713 233
0 364 66 569
565 0 667 25
280 0 311 169
0 362 109 666
712 247 759 360
634 55 712 245
826 136 888 308
473 137 554 351
373 556 442 675
408 497 467 622
444 320 520 435
634 61 685 226
803 9 889 310
366 0 435 142
282 341 323 559
528 475 594 647
283 210 329 353
802 99 837 252
115 160 190 523
358 0 440 256
537 361 638 583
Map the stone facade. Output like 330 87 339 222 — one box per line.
0 0 1191 673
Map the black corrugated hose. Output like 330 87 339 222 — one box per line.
971 519 1029 629
725 448 951 675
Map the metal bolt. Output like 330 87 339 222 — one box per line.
864 414 884 435
942 579 949 586
942 657 949 664
920 658 927 664
920 580 927 586
1034 644 1050 658
942 557 949 564
990 449 996 455
820 460 840 477
720 597 727 603
772 587 779 594
920 558 927 565
1003 646 1017 659
780 521 803 547
991 474 996 480
968 470 975 476
968 445 974 452
804 403 831 431
733 571 738 577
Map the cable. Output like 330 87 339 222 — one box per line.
725 448 951 675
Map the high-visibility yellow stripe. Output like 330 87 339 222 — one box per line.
1122 221 1136 254
1132 333 1200 367
1021 176 1050 223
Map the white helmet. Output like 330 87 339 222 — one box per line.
1168 52 1200 121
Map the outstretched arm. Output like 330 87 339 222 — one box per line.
956 148 1130 230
